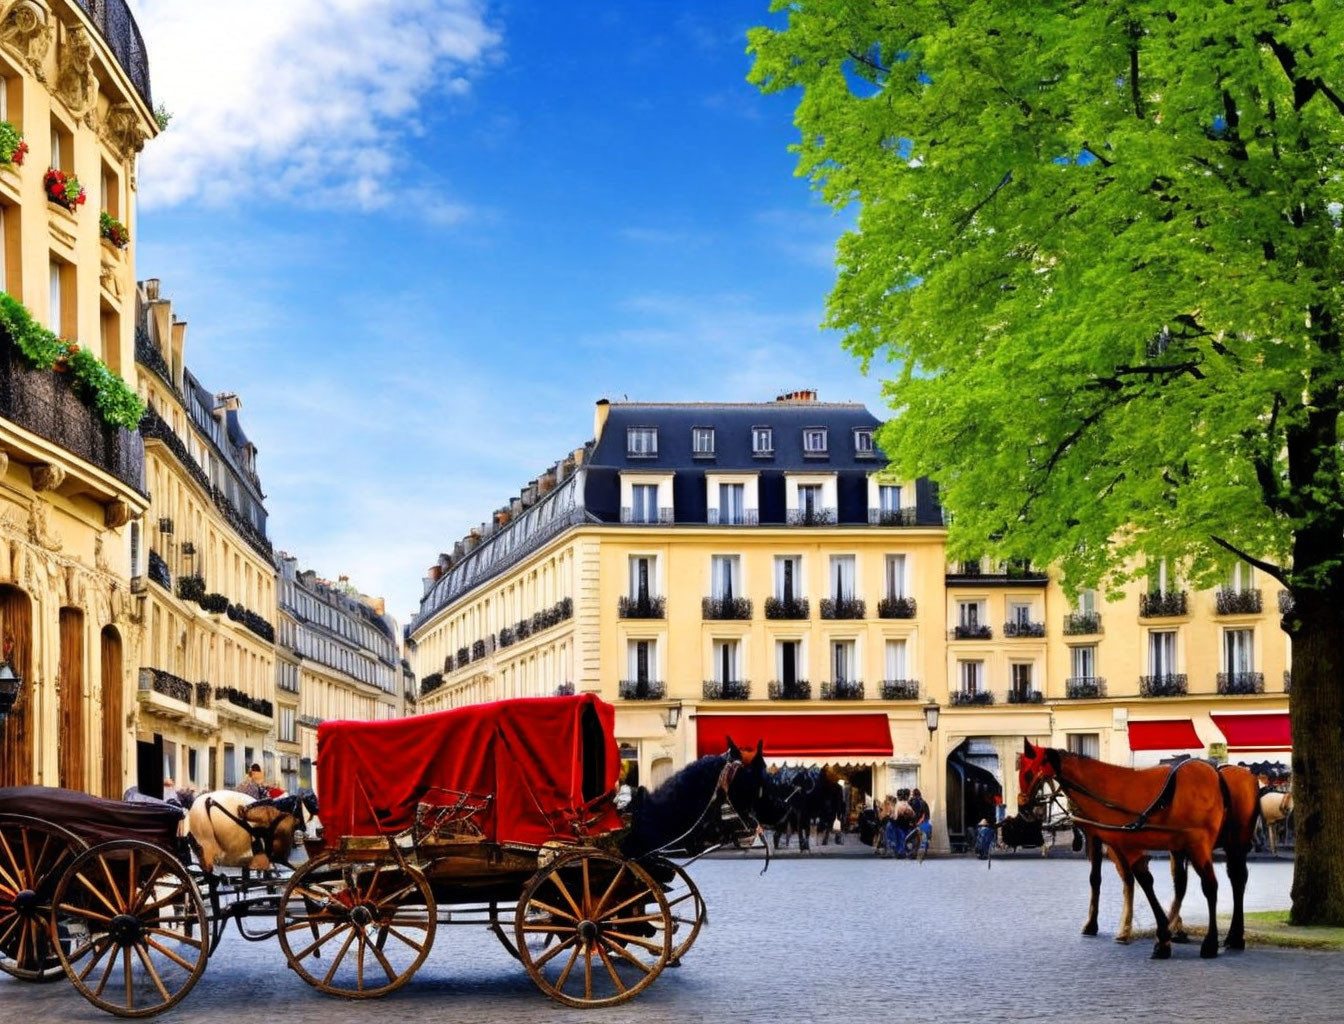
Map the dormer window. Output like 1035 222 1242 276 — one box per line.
854 428 875 457
803 427 828 456
627 426 658 457
752 426 773 457
692 426 715 457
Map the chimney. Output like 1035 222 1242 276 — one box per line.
594 399 611 443
775 389 818 403
538 468 557 494
427 565 443 581
495 509 511 527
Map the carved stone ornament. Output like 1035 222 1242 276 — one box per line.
27 500 62 551
55 22 95 117
29 463 65 492
101 102 149 162
103 500 131 530
0 1 53 82
100 254 122 299
0 451 8 478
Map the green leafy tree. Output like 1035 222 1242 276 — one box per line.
750 0 1344 925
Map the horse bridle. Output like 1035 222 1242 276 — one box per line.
1033 758 1196 834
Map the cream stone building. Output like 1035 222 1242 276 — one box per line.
276 555 401 794
133 279 278 794
409 394 1291 852
0 0 157 794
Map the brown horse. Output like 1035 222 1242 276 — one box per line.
1018 741 1230 959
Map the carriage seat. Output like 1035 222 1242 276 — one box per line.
0 785 184 850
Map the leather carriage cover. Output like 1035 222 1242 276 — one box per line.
0 786 183 849
317 694 622 847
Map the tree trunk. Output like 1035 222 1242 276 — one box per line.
1286 591 1344 926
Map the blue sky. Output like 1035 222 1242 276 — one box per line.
129 1 884 623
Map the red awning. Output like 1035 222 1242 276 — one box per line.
1211 712 1292 751
695 714 893 760
1128 719 1202 752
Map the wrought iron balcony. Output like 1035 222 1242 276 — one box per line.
1139 674 1188 697
951 624 993 640
456 646 469 667
702 596 752 620
702 679 751 700
214 686 273 718
764 596 809 619
1062 612 1102 635
138 667 191 703
787 507 837 526
620 506 674 524
946 560 1048 586
1065 676 1107 699
821 680 865 700
420 673 444 696
820 597 866 619
1007 688 1044 704
148 549 171 589
1217 671 1265 695
880 679 920 700
767 680 812 700
1278 590 1294 615
71 0 153 107
1140 591 1188 617
555 681 575 696
618 679 665 700
471 639 487 661
950 690 995 706
1215 589 1262 615
497 626 515 648
868 507 917 526
175 574 205 603
1003 621 1046 638
618 595 666 619
877 596 916 619
707 508 759 526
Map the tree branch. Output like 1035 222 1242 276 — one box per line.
950 170 1013 238
1210 535 1288 585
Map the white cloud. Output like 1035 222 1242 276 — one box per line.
130 0 501 212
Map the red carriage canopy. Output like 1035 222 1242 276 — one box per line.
317 694 623 847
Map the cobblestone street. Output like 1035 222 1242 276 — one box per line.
3 856 1339 1024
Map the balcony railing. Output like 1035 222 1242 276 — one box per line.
148 549 171 589
1 342 145 492
820 597 866 619
702 596 752 620
707 508 759 526
868 507 917 526
1217 671 1265 695
618 679 665 700
702 679 751 700
456 646 469 666
950 690 996 706
1139 674 1188 697
764 596 809 619
880 679 920 700
472 639 487 661
946 561 1048 585
71 0 153 107
821 680 865 700
618 595 666 619
1007 688 1045 704
877 596 917 619
768 680 812 700
1003 621 1046 638
420 673 444 696
138 667 192 703
952 624 993 640
214 686 273 718
1063 612 1102 635
1278 590 1294 616
620 507 674 524
1066 676 1107 699
787 507 837 526
1140 591 1188 617
1216 588 1262 615
555 681 575 696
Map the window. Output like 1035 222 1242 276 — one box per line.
803 427 828 454
1148 558 1174 593
885 639 907 680
280 707 296 743
1224 629 1253 673
710 555 741 600
879 484 902 512
100 160 121 219
1011 663 1034 697
713 639 739 683
1077 589 1097 615
692 427 715 456
628 639 654 682
828 555 856 600
774 555 801 602
884 554 906 599
831 640 855 682
630 484 658 523
776 640 801 684
718 483 745 524
628 555 655 600
1067 733 1100 759
958 660 983 694
129 520 141 577
1008 602 1033 627
752 426 773 455
1226 561 1254 590
49 259 61 337
626 426 658 457
187 748 199 785
958 600 983 628
1070 645 1096 678
854 428 875 455
1148 630 1178 676
797 484 822 515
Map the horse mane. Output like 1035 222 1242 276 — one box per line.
621 753 726 858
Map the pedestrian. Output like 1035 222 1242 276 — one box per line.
236 762 268 800
909 787 933 847
974 817 995 859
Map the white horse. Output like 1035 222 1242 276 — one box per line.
186 791 300 873
1259 789 1293 856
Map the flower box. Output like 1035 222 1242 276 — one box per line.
44 169 86 212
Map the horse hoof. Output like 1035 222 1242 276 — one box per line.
1200 941 1219 960
1171 930 1190 944
1081 923 1099 937
1151 943 1171 960
1115 934 1131 945
1224 933 1245 951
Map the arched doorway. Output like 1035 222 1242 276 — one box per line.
0 585 34 787
945 739 1003 852
101 625 124 798
58 607 85 791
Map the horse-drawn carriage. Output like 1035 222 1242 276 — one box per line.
1 694 759 1016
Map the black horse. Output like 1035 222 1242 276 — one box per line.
769 767 846 852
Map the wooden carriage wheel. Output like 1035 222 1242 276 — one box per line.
51 839 209 1018
656 858 706 965
515 851 672 1008
277 852 436 999
0 814 89 982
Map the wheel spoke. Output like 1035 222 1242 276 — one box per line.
0 912 21 951
133 941 171 1004
128 861 167 914
606 912 667 925
77 937 114 983
526 898 577 923
58 902 114 924
382 925 429 954
367 934 399 983
125 848 137 912
590 863 626 919
355 927 366 991
604 930 665 954
584 944 592 1001
549 873 584 922
596 941 627 992
143 934 202 974
581 857 592 917
322 927 358 986
75 870 123 919
554 941 581 992
138 883 192 916
146 928 205 954
600 935 653 973
0 831 23 891
291 921 350 963
595 887 649 922
98 856 125 913
532 932 577 969
123 945 134 1012
91 938 119 998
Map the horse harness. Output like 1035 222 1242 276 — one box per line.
1046 758 1220 835
203 796 296 864
643 755 772 874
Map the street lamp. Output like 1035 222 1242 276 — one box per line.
923 699 940 736
0 661 21 723
665 703 682 730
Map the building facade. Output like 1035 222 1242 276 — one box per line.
132 279 278 795
0 0 157 794
408 394 1292 852
276 555 401 793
